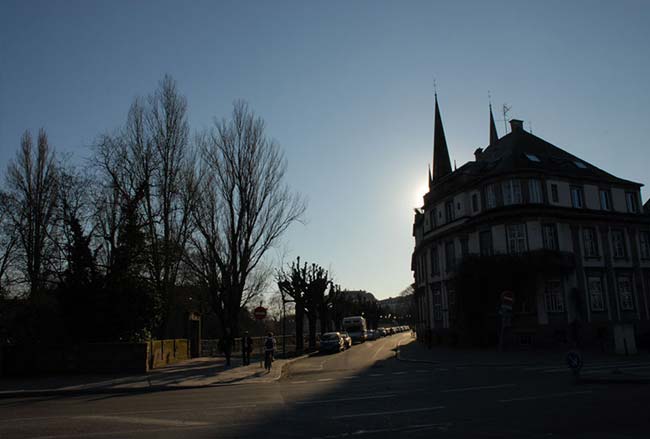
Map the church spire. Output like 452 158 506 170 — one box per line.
432 93 452 183
428 164 432 187
489 102 499 145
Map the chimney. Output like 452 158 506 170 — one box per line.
474 147 483 160
509 119 524 132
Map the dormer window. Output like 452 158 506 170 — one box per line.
574 161 587 169
525 153 541 162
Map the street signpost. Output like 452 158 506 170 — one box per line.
254 305 267 367
498 291 514 352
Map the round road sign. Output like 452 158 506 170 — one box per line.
254 306 267 320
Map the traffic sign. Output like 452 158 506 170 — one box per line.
501 290 514 310
254 306 267 320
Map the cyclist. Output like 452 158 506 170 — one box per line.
264 332 276 372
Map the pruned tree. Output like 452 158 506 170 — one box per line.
4 129 59 297
188 100 305 338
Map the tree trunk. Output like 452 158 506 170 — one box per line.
295 305 304 352
307 313 317 350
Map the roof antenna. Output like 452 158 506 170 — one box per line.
502 104 512 133
433 78 437 97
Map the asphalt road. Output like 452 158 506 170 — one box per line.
2 333 650 438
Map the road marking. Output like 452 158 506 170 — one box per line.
331 406 445 419
76 415 209 427
296 393 397 405
392 371 407 375
291 380 308 384
317 378 334 382
369 373 384 377
371 345 384 360
442 384 516 393
312 422 452 438
342 375 359 379
415 369 428 373
499 391 593 403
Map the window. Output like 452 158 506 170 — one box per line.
542 224 558 251
617 275 634 311
506 224 527 254
544 280 564 313
551 184 559 203
486 184 497 209
472 193 479 212
626 192 639 213
574 161 587 169
588 276 605 311
571 186 584 208
445 241 455 272
479 230 493 257
599 190 611 211
433 287 442 320
582 227 599 258
640 231 650 260
611 230 626 259
430 246 439 275
525 153 541 162
429 209 436 229
460 237 469 258
445 200 454 223
502 179 522 205
528 179 543 203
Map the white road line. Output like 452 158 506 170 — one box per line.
371 345 384 360
291 380 308 384
415 369 428 373
342 375 359 379
331 406 445 419
296 393 397 405
76 415 209 427
442 384 515 393
392 371 407 375
312 422 452 438
317 378 334 382
499 391 593 403
369 373 384 377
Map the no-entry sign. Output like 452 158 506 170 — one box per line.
501 290 514 310
254 306 267 320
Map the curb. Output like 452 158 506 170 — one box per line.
395 340 440 365
0 353 314 399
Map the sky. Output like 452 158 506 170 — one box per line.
1 0 649 300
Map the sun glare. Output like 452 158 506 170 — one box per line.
413 180 429 207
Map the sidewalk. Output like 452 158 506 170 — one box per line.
0 354 307 399
397 338 650 383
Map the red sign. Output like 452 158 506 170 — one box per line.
501 291 514 308
254 306 267 320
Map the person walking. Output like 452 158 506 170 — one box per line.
220 328 233 367
242 331 253 365
264 332 276 372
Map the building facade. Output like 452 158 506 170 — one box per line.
412 97 650 353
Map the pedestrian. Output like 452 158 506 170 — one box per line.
220 328 233 367
242 331 253 365
264 332 276 372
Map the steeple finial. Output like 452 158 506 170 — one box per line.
489 96 499 145
428 164 432 188
432 93 452 183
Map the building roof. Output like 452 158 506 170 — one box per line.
425 120 642 204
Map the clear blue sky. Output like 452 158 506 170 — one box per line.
2 0 649 299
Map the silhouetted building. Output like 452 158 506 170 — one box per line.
412 96 650 352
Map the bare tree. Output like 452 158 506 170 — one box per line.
4 130 59 297
91 76 200 336
188 101 306 337
0 193 17 297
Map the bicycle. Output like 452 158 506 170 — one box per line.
264 351 274 372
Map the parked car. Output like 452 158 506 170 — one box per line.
366 330 379 340
340 332 352 349
319 332 345 353
378 328 387 337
